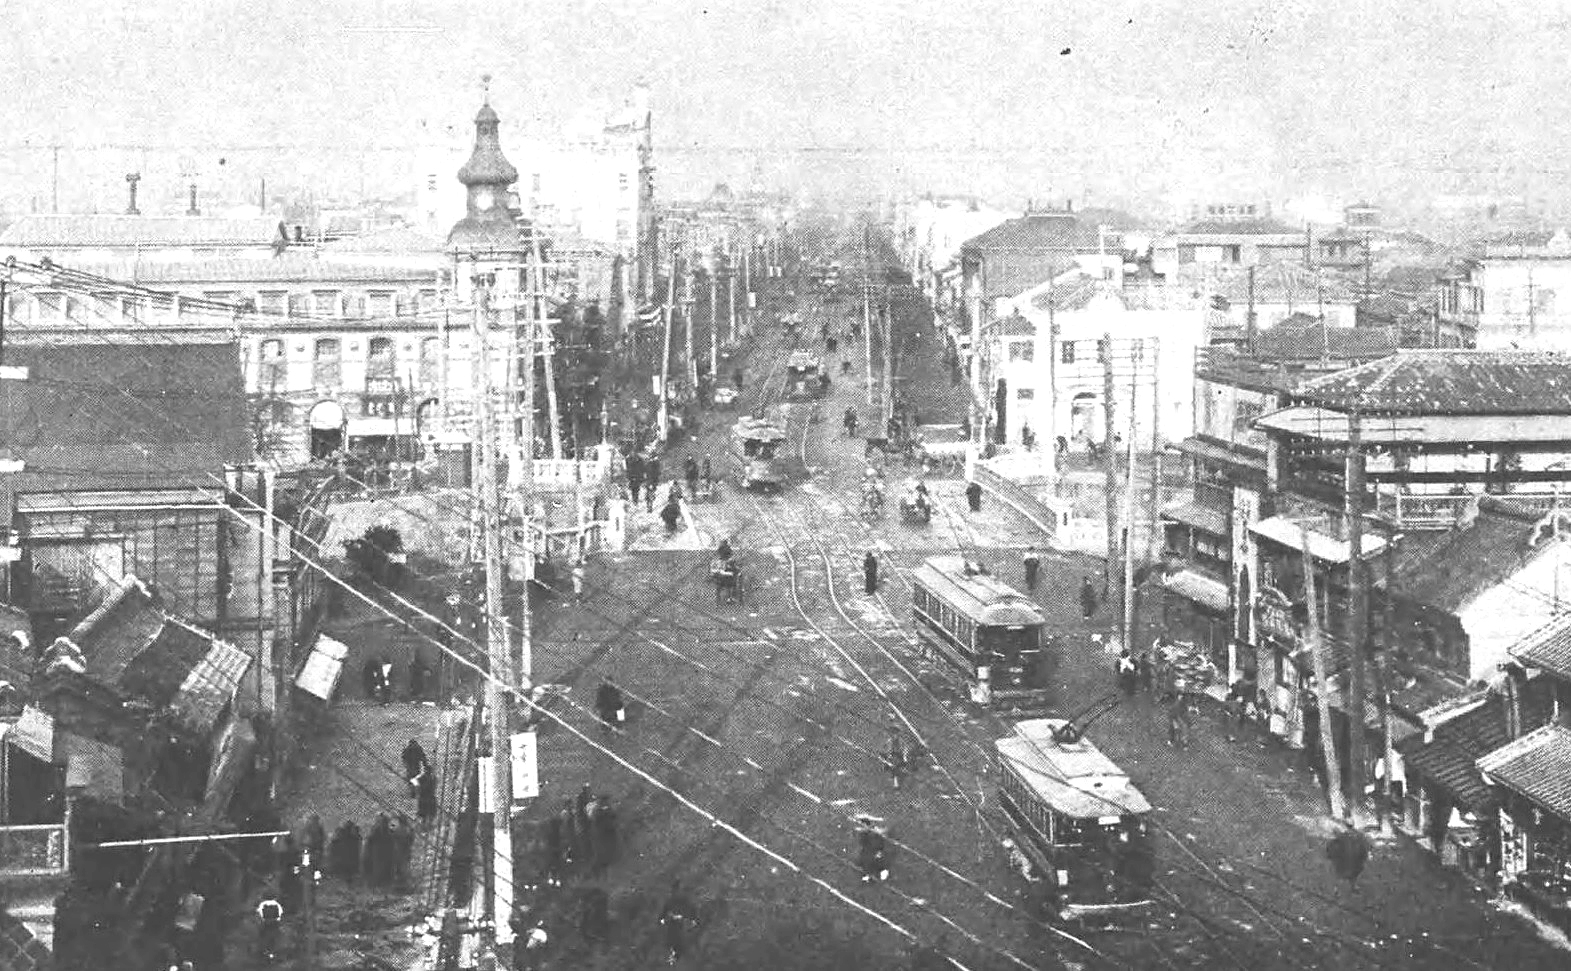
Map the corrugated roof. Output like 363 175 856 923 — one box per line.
1192 263 1360 306
998 720 1152 818
1389 497 1547 613
0 214 281 248
1477 724 1571 823
1296 350 1571 414
993 313 1036 337
1510 616 1571 680
0 340 253 507
1028 274 1101 314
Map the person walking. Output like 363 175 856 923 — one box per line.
402 739 429 786
844 407 858 437
684 456 700 497
886 725 907 790
1023 547 1041 593
1326 821 1371 891
255 894 284 963
363 813 395 888
390 812 415 890
1079 576 1099 620
571 554 587 603
416 768 438 828
1166 691 1193 749
328 821 361 882
541 812 566 888
579 887 611 945
362 657 382 702
626 452 644 507
574 784 594 841
732 367 744 393
857 822 889 884
595 680 626 732
558 798 581 870
965 480 983 512
645 456 662 512
1116 649 1138 696
298 814 326 870
659 881 697 965
863 551 880 596
590 795 619 874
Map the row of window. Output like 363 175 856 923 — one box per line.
258 335 441 364
4 287 442 325
913 586 977 654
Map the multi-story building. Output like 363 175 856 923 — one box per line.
1438 229 1571 351
0 214 285 263
1152 215 1309 275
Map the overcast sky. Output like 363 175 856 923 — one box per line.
4 0 1571 216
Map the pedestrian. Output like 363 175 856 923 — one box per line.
1326 821 1371 890
1023 547 1041 592
700 455 713 487
844 407 858 437
590 796 618 874
559 799 580 869
362 656 382 702
1166 692 1192 749
409 655 430 701
363 813 395 888
595 680 626 731
391 811 415 890
1079 576 1099 620
886 728 907 790
661 496 681 533
863 550 880 596
255 893 284 963
959 413 971 438
1116 649 1138 696
516 919 549 971
660 881 697 965
298 814 326 869
684 456 699 496
1021 423 1035 451
270 831 296 891
732 367 744 392
571 554 587 603
857 822 889 884
580 887 611 944
626 452 644 506
417 769 438 828
574 784 594 837
328 820 361 882
1226 678 1252 742
1136 650 1154 693
965 480 982 512
645 456 662 512
402 738 430 786
542 812 566 887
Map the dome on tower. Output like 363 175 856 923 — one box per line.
458 102 518 187
448 97 524 254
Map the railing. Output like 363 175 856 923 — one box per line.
0 823 68 876
1375 489 1561 531
972 463 1067 543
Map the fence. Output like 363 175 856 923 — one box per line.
971 461 1070 543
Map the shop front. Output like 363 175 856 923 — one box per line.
1479 725 1571 931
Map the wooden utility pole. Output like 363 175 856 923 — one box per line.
1045 299 1058 489
742 237 752 337
298 847 317 971
472 284 516 958
684 259 698 395
709 259 720 387
1147 337 1162 561
1345 407 1369 822
532 233 563 461
1121 341 1142 650
657 248 677 444
1102 332 1118 597
863 276 875 405
727 245 739 351
1301 523 1348 821
882 294 895 424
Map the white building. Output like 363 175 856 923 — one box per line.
1439 228 1571 350
897 196 1015 304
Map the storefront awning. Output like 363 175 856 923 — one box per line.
295 635 349 702
1162 569 1230 613
345 417 415 438
1162 502 1230 537
1478 724 1571 824
1249 516 1386 564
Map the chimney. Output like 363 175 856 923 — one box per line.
293 225 305 243
187 183 200 217
124 172 141 215
1066 198 1074 213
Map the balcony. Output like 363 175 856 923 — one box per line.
1375 488 1562 531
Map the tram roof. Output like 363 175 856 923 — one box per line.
787 351 821 370
732 416 788 441
996 719 1152 818
912 556 1045 624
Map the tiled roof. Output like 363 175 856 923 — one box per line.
1178 218 1303 236
993 313 1036 337
1186 263 1360 307
58 577 249 733
1295 350 1571 414
1477 724 1571 823
0 214 281 248
1389 497 1548 612
0 340 252 512
1252 321 1399 361
1510 616 1571 680
1398 677 1557 811
961 213 1100 254
64 257 433 284
1029 274 1101 313
321 225 446 255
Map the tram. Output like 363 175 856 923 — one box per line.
995 715 1155 922
732 414 790 492
785 350 827 400
910 555 1051 707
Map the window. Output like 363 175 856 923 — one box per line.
367 336 395 368
312 290 340 316
313 338 342 389
1060 341 1076 365
260 338 285 360
1016 388 1034 400
417 289 439 313
258 291 287 316
341 293 367 319
1008 341 1034 362
315 338 340 361
5 292 31 324
395 292 417 316
368 291 394 318
1536 288 1556 315
1222 244 1242 264
35 292 64 320
259 339 286 390
419 336 441 387
287 293 310 317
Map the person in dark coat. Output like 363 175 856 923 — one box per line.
409 656 430 700
298 815 326 869
558 799 580 870
626 452 645 506
329 820 362 883
857 825 889 884
684 457 700 496
1023 547 1041 592
965 480 983 512
595 680 625 731
645 455 662 500
362 657 382 701
863 551 880 596
541 813 566 887
732 367 744 392
363 813 395 888
271 832 300 912
1079 576 1099 620
590 796 618 874
661 496 681 533
1116 650 1138 696
574 785 594 839
580 887 611 944
402 739 430 784
390 812 416 889
1327 821 1371 890
416 769 438 827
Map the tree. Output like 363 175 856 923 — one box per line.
345 524 407 590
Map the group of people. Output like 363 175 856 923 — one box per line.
403 737 441 826
537 783 622 887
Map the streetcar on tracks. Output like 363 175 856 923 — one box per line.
910 556 1051 708
732 414 790 492
995 716 1155 923
785 350 828 400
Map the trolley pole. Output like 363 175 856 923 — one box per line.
882 294 895 425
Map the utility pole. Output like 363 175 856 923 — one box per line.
684 258 698 397
472 283 516 961
298 847 318 971
1147 337 1162 561
709 257 720 388
1121 341 1142 650
529 231 563 461
1376 526 1398 835
727 244 739 351
657 248 677 444
51 145 60 214
1246 266 1258 354
1301 522 1347 821
882 293 894 424
1102 332 1118 598
742 236 753 337
1345 406 1369 823
1045 299 1058 489
863 276 875 405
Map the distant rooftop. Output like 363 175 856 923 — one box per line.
62 257 434 284
1177 217 1303 237
1295 350 1571 414
0 213 281 249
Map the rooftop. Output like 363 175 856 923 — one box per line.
1396 677 1557 811
0 214 282 249
1177 217 1303 237
1183 263 1361 307
1389 497 1555 613
1251 319 1399 361
960 212 1100 255
62 257 435 285
1294 350 1571 414
320 225 446 256
1477 723 1571 823
1509 616 1571 680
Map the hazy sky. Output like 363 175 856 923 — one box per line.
5 0 1571 215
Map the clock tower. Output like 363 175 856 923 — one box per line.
447 86 524 290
